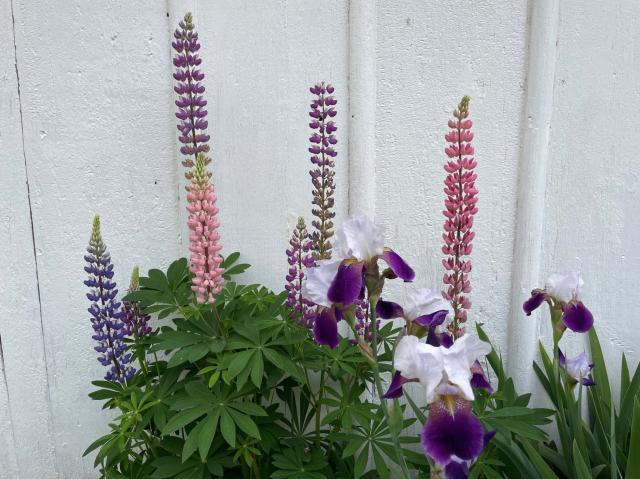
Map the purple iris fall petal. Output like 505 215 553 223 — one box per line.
562 302 593 333
470 361 493 392
313 308 340 349
581 378 596 386
376 299 404 319
523 291 546 316
444 461 469 479
421 399 485 465
380 249 415 282
558 348 567 368
327 261 364 306
427 329 454 348
382 371 417 399
414 310 449 328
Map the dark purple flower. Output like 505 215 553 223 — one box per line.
121 267 152 338
308 82 338 260
470 361 493 392
524 272 594 335
382 371 418 399
380 249 416 282
313 308 341 349
523 291 546 315
85 215 135 383
421 398 485 467
562 302 593 333
285 217 316 328
444 461 469 479
327 261 365 306
375 299 405 320
173 12 211 176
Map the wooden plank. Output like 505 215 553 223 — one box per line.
541 0 640 394
11 0 182 475
0 0 57 477
506 0 561 394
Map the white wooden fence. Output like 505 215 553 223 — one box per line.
1 0 639 477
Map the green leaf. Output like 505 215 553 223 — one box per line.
228 408 260 439
626 399 640 477
228 401 267 416
227 350 255 381
589 328 612 407
198 412 220 461
250 352 264 388
167 258 189 287
572 440 592 479
162 407 209 435
182 420 206 463
520 439 560 479
220 409 236 447
263 348 302 382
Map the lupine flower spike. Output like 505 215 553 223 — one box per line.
173 12 211 180
121 267 152 337
187 155 224 304
173 12 224 303
308 82 338 261
84 215 135 382
442 96 478 338
285 217 316 327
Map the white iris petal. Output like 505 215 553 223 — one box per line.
546 271 584 303
301 259 340 308
393 334 491 404
333 214 385 262
405 288 452 321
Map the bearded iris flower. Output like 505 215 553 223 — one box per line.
302 215 415 348
390 334 492 477
559 349 595 387
376 289 452 349
523 271 594 334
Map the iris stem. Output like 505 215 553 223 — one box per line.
369 297 412 479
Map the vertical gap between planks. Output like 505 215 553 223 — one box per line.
347 0 377 219
506 0 561 393
9 0 60 476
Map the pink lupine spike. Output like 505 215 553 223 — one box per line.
441 96 477 338
187 155 224 304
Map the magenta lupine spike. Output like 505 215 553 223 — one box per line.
308 82 338 260
285 217 316 326
187 155 224 304
172 12 211 179
441 96 478 338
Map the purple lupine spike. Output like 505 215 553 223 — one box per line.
121 267 152 337
173 12 211 179
84 215 135 383
285 217 316 327
352 298 379 344
308 82 338 260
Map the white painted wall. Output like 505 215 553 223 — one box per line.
1 0 639 477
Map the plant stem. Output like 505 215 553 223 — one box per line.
369 298 412 478
315 369 326 446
